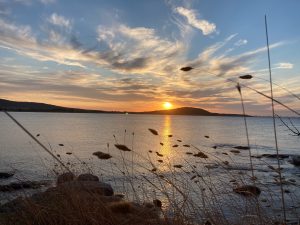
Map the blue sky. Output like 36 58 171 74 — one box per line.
0 0 299 115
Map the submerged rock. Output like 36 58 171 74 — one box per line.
230 150 240 154
0 172 14 179
262 154 290 159
233 185 261 196
205 164 218 169
194 152 208 158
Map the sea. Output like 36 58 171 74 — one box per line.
0 112 300 222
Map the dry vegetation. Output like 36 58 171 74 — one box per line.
1 124 299 225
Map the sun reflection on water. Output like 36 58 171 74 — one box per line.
161 115 172 156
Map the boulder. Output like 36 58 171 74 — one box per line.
57 172 75 185
77 173 99 182
233 185 261 196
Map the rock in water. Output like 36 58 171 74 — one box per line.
93 151 112 159
0 172 14 179
233 185 261 196
233 146 250 150
57 172 75 185
77 173 99 182
291 155 300 166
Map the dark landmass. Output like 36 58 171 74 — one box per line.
0 98 249 117
135 107 247 117
0 98 110 113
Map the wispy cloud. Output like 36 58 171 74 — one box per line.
97 24 186 74
234 39 248 46
0 18 35 42
48 13 71 29
274 62 293 69
39 0 55 4
175 7 216 35
0 15 294 113
0 19 87 67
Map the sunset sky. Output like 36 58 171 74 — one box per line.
0 0 299 115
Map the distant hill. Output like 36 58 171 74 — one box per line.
139 107 212 115
0 98 248 116
0 99 106 113
139 107 247 117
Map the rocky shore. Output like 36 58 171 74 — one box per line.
0 173 166 225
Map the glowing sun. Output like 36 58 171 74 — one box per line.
163 102 172 109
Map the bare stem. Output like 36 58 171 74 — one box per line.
265 14 286 222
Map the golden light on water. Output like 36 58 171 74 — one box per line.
163 102 172 109
162 115 171 155
156 115 172 171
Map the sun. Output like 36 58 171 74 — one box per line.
163 102 172 110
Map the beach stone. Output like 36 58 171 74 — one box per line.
0 172 14 179
77 173 99 182
233 185 261 196
291 156 300 166
57 172 75 185
59 180 113 196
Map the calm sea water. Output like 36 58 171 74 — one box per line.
1 112 299 164
1 112 299 178
1 112 300 220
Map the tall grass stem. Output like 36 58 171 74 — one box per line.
265 14 286 222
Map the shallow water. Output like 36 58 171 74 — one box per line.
0 112 300 222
